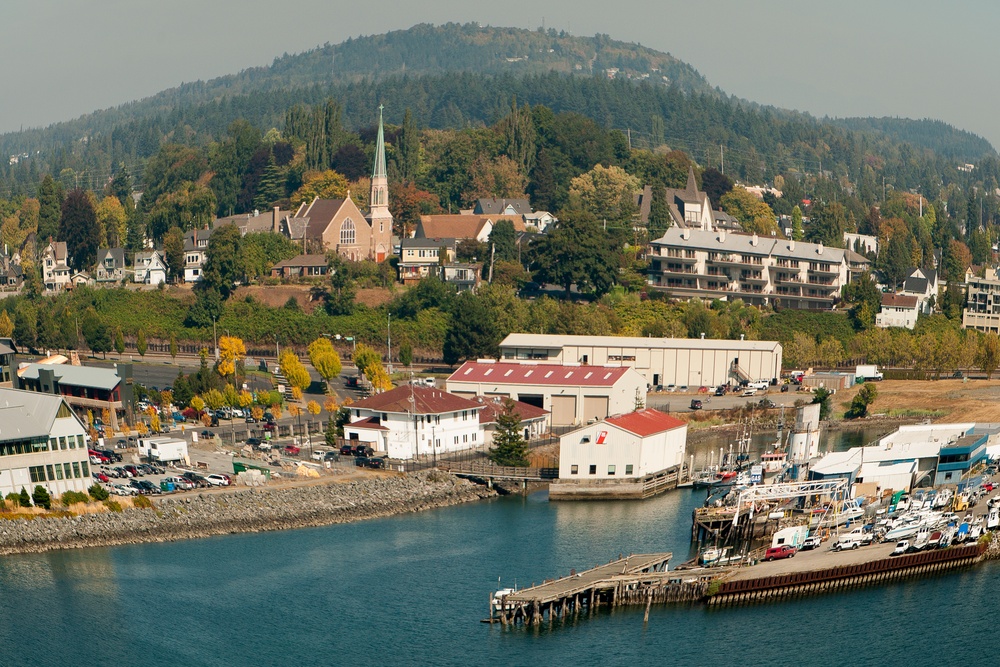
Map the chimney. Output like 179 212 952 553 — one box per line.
681 228 690 240
273 207 281 234
751 233 758 247
718 229 726 243
818 242 824 254
789 239 795 251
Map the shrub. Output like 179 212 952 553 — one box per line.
18 487 31 508
104 500 122 513
60 490 90 506
32 485 51 510
132 495 153 509
4 492 19 506
87 485 110 501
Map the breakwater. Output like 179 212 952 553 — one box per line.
0 471 495 555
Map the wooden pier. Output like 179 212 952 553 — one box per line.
492 553 717 626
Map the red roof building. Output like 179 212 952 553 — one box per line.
604 409 686 437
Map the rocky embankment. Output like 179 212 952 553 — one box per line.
0 472 496 556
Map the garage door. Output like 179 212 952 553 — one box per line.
451 391 477 399
550 395 577 426
583 396 610 423
517 394 544 408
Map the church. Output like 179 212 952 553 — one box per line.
284 107 394 261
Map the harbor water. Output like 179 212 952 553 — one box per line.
0 426 988 667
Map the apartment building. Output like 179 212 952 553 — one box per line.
648 227 870 309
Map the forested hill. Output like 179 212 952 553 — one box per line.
0 23 994 196
832 117 994 162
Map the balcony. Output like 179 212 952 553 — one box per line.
774 273 804 285
808 264 839 276
658 249 697 262
739 272 768 284
807 278 836 286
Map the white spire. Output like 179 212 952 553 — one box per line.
372 104 387 180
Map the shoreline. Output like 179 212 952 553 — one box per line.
687 415 922 445
0 471 496 556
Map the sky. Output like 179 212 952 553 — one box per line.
2 1 998 149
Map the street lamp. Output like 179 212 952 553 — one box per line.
212 316 219 362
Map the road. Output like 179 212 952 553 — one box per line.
647 388 809 413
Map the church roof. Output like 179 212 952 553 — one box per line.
372 106 387 180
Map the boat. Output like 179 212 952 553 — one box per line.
491 584 517 612
912 527 932 551
760 451 787 474
933 488 953 509
988 507 1000 530
699 546 730 566
692 469 720 489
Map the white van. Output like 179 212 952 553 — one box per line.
742 387 757 397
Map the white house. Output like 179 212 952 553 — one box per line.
133 250 167 285
901 267 938 315
0 388 93 498
875 293 919 329
551 408 688 500
446 361 646 427
473 395 549 445
183 228 213 283
343 385 484 460
41 241 72 292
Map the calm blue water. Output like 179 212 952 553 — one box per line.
0 426 983 667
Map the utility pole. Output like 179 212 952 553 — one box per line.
720 145 724 174
213 317 218 361
387 312 392 375
488 242 496 284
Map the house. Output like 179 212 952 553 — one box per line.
70 271 92 288
648 227 870 310
962 273 1000 332
523 211 557 233
343 385 485 460
844 232 879 256
415 215 498 242
214 207 290 237
875 293 919 330
95 248 128 283
0 251 22 289
133 250 167 286
498 333 783 389
397 238 457 283
662 167 715 231
446 361 647 427
901 267 938 314
551 408 688 500
182 228 213 283
0 387 94 499
17 362 134 431
280 108 393 261
474 198 532 217
41 241 72 292
269 255 329 279
473 395 549 444
433 263 481 292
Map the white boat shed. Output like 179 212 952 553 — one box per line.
446 361 646 427
498 333 782 388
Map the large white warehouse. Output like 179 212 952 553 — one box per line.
498 333 783 388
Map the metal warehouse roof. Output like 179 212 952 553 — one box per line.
449 361 633 387
604 409 687 436
500 333 781 352
0 388 75 441
18 363 122 391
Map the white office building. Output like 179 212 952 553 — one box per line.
0 388 93 499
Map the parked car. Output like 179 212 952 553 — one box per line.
283 445 301 456
92 471 110 483
257 441 273 451
97 448 122 463
364 457 386 470
246 438 262 448
764 545 796 561
340 445 354 456
114 466 133 478
123 465 142 477
130 479 160 495
891 540 910 556
245 416 258 424
262 422 276 432
714 386 727 397
112 483 137 496
799 536 822 551
323 451 339 462
164 476 195 491
352 444 374 457
200 430 214 439
181 472 210 488
741 387 757 397
311 450 328 461
205 474 231 487
689 399 703 410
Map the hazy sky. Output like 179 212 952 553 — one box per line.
3 1 997 149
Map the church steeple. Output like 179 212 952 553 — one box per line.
367 105 393 261
372 105 387 181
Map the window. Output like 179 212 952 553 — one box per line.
59 436 67 450
81 461 89 477
571 465 579 475
46 465 55 481
472 433 476 442
463 434 468 443
626 464 634 475
30 466 45 483
608 465 616 475
49 438 56 451
340 219 356 245
55 465 63 480
63 463 72 479
77 435 85 449
589 465 597 475
72 462 80 478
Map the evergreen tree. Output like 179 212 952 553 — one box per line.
170 333 178 362
398 108 421 182
59 188 101 271
443 293 500 365
137 329 147 357
700 167 733 209
114 326 125 357
163 227 185 283
31 485 51 510
648 183 670 240
18 486 30 508
528 148 556 212
82 309 112 358
488 219 518 263
791 205 804 241
529 213 618 297
199 224 242 299
37 174 64 243
489 399 529 467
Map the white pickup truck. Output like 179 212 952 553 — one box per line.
831 527 872 551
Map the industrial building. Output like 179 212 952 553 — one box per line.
446 361 646 428
551 408 688 500
17 362 133 430
498 333 782 388
809 423 984 494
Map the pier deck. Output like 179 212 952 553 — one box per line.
506 553 672 605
